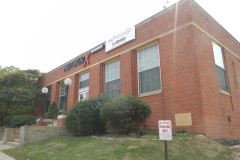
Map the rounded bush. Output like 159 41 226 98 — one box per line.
9 115 36 127
46 102 58 119
65 95 110 136
100 95 151 134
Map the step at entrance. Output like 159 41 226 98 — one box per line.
6 141 20 147
13 139 20 143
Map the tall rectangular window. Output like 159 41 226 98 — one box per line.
105 60 120 97
79 72 89 101
44 86 52 113
212 42 229 92
137 43 161 94
59 82 67 111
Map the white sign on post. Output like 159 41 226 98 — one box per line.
158 120 172 141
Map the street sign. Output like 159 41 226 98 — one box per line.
158 120 172 141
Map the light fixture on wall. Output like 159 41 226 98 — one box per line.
64 78 72 86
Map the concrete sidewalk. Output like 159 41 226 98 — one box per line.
0 140 15 160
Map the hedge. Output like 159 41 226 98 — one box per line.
6 115 36 127
3 115 13 127
100 95 151 134
65 95 109 136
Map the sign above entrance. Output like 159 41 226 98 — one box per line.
105 26 135 52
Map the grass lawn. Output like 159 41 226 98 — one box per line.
3 132 234 160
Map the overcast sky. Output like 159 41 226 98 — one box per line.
0 0 239 73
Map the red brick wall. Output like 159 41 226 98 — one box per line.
120 51 134 95
89 64 104 98
39 0 240 138
51 83 59 105
66 74 78 110
190 0 240 138
140 94 165 130
194 29 240 138
159 26 205 134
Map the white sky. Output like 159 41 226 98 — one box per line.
0 0 239 73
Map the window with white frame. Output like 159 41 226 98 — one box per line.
212 42 229 92
59 82 67 111
137 43 161 94
79 72 89 101
105 60 120 97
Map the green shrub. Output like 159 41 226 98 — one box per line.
3 115 13 127
46 102 58 119
65 95 110 136
0 105 34 126
100 95 151 134
9 115 36 127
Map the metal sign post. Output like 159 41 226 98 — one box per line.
164 140 168 160
158 120 172 160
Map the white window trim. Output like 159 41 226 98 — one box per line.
137 43 162 96
104 59 120 96
138 90 162 98
104 59 121 83
59 81 67 111
60 82 67 96
79 71 89 101
78 87 89 101
105 60 120 83
212 41 230 93
219 89 231 96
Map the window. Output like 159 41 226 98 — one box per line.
59 82 67 111
232 62 238 87
44 86 52 114
137 43 161 94
212 42 229 92
105 60 120 97
79 72 89 101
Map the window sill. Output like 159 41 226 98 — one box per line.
219 90 231 96
138 90 162 97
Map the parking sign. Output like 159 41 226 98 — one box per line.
158 120 172 141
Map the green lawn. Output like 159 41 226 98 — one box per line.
3 133 234 160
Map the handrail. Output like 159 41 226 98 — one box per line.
32 109 61 127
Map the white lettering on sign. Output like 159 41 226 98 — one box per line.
105 26 135 52
90 44 104 54
158 120 172 141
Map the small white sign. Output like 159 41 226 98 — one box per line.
158 120 172 141
105 26 135 52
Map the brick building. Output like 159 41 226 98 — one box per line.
40 0 240 139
